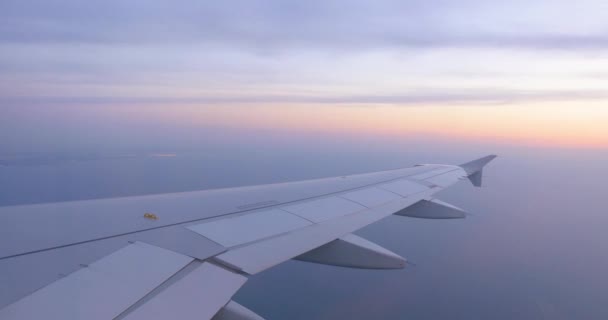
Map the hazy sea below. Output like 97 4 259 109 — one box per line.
1 139 607 319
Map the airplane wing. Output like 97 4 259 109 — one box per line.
0 155 496 320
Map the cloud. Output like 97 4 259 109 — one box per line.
2 89 607 106
1 0 607 51
1 0 607 111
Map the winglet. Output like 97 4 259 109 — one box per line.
459 155 497 187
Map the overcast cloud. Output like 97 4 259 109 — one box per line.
0 0 607 106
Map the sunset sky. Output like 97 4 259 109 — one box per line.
1 0 608 151
3 3 608 319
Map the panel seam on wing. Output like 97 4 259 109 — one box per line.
0 166 442 261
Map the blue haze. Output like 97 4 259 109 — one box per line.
1 139 607 319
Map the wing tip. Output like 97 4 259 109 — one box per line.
459 155 497 175
459 155 497 187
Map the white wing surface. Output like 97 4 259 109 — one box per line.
0 155 496 319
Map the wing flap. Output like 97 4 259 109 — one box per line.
213 301 265 320
0 226 226 309
121 262 247 320
0 242 193 320
0 238 129 309
213 190 433 274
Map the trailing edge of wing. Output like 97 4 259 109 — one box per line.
395 199 466 219
213 192 432 275
0 242 194 320
295 234 406 269
213 301 265 320
121 262 246 320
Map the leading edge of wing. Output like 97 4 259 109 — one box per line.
0 164 439 260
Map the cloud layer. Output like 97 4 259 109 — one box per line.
0 0 607 125
2 0 608 49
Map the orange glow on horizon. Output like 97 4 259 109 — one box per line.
121 102 608 149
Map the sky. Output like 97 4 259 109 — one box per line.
1 0 608 152
2 2 608 319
